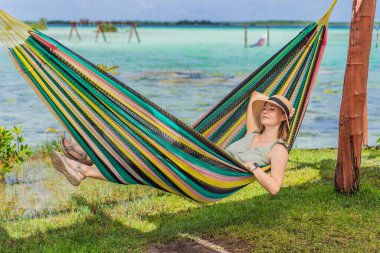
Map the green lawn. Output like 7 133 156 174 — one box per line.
1 148 379 252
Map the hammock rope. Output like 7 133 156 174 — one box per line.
0 0 336 203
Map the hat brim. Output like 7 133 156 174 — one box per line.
251 98 290 130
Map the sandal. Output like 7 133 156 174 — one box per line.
61 137 94 166
51 151 86 186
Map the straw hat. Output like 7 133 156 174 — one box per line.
251 94 293 129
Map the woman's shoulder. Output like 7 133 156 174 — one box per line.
272 139 289 152
269 141 289 162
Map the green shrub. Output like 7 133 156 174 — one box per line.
26 18 48 30
0 126 32 181
99 23 118 32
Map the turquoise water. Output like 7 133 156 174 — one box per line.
0 26 379 148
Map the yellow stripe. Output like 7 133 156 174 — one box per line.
53 49 244 169
278 32 319 94
53 48 239 170
103 101 253 189
317 0 336 27
23 46 226 200
202 108 236 137
19 44 181 195
289 34 321 139
262 44 306 95
216 114 245 147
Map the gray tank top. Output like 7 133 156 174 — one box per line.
224 132 288 165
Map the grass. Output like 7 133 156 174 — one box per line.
0 147 379 252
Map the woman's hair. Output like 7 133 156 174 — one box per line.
277 121 289 141
257 111 289 142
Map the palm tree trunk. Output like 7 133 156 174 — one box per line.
335 0 376 193
363 99 368 146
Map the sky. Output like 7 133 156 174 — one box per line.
0 0 379 22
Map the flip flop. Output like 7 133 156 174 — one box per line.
61 137 94 166
51 151 86 186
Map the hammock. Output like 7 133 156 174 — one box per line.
0 1 335 203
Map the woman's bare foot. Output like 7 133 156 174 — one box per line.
61 137 94 166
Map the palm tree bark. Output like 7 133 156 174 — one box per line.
363 99 368 146
335 0 376 193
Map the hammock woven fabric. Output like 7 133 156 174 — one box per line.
0 1 335 203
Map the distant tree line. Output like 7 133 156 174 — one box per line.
25 18 48 30
26 19 372 28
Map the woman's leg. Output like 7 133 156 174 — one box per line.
62 138 94 166
64 157 107 181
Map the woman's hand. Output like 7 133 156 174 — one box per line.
246 91 267 134
243 161 256 174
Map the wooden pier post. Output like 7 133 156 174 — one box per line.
128 22 141 43
68 22 81 41
95 21 107 42
244 24 248 48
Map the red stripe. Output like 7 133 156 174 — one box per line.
29 32 57 51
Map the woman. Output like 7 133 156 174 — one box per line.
224 91 294 195
51 91 294 195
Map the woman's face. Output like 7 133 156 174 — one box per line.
260 102 286 127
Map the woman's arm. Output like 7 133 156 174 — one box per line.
246 91 267 134
244 144 288 195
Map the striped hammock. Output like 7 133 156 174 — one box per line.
0 1 335 203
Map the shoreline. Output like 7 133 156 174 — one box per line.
24 19 363 29
43 22 352 29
